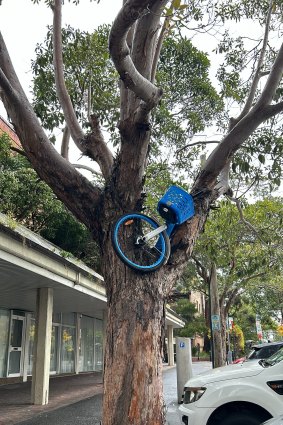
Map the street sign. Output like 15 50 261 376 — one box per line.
211 314 220 331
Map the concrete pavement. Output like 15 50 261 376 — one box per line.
15 396 103 425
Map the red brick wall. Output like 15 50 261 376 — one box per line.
0 116 21 148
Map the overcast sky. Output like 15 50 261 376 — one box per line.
0 0 121 168
0 0 120 102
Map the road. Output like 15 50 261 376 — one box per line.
17 362 212 425
164 361 212 425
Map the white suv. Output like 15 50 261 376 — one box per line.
179 348 283 425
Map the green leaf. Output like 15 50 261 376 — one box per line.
172 0 181 9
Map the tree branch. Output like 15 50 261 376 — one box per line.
191 255 209 283
177 140 219 154
73 163 102 177
263 101 283 119
194 62 283 193
60 125 70 160
233 0 273 124
52 0 84 143
255 42 283 108
109 0 163 114
151 12 168 83
53 0 114 179
193 8 283 194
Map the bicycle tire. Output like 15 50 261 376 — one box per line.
112 212 170 272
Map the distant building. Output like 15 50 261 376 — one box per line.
189 291 205 316
189 290 206 352
0 115 21 149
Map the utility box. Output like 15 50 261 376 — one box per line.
176 337 193 403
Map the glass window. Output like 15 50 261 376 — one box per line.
12 310 25 317
0 309 10 377
10 319 23 347
94 319 103 371
60 326 75 373
8 351 21 375
8 317 24 376
50 325 59 373
52 313 61 324
27 319 35 375
28 320 59 375
79 316 94 372
62 313 75 326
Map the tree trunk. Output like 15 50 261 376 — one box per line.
204 297 211 354
102 242 167 425
220 305 228 364
210 263 225 368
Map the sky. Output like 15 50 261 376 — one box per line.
0 0 121 169
0 1 248 130
0 0 120 97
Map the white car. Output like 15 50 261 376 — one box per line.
179 348 283 425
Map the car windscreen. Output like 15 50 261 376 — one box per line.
248 345 283 360
259 347 283 367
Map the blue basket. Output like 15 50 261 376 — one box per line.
157 185 195 225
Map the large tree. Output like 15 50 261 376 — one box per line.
1 1 283 424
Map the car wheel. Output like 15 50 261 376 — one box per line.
219 411 263 425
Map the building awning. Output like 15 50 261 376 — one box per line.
0 212 106 319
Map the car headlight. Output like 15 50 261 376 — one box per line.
183 386 206 404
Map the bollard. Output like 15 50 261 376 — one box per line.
176 337 193 404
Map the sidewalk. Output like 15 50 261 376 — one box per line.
0 373 103 425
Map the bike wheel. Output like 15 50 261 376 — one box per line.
112 213 170 272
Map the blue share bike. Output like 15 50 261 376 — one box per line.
112 185 195 273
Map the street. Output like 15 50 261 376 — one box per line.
16 362 212 425
164 361 212 425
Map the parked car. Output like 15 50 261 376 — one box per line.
179 347 283 425
233 341 283 364
248 341 283 361
261 415 283 424
233 356 246 364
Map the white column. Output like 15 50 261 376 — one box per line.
75 313 81 374
167 325 174 366
31 287 53 405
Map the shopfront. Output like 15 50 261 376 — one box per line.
0 309 104 382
